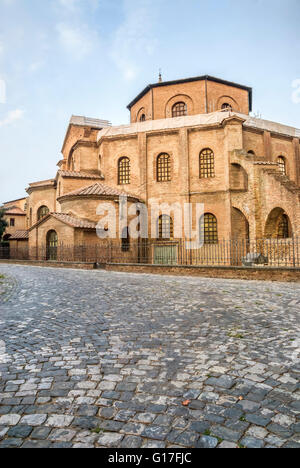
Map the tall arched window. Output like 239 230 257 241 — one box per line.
37 206 49 221
46 230 58 261
277 156 286 175
172 102 187 117
200 213 218 244
139 114 146 122
200 148 215 178
157 153 171 182
118 157 130 185
221 103 232 111
158 215 174 240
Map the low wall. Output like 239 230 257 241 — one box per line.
104 263 300 282
0 259 96 270
1 259 300 281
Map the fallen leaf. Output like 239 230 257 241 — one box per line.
238 396 244 401
182 400 191 407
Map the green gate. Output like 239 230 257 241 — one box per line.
154 244 178 265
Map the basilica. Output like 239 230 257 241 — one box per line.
2 75 300 264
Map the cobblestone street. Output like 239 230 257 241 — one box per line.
0 264 299 448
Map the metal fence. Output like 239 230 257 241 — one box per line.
1 238 300 268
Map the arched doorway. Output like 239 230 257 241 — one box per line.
265 208 292 239
231 208 250 240
46 230 58 261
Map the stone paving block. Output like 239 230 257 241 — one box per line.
0 266 300 449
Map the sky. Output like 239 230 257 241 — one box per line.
0 0 299 203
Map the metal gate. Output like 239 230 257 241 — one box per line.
154 244 178 265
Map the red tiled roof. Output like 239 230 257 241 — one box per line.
50 213 97 229
58 171 103 179
9 230 29 240
28 179 56 189
4 206 26 216
58 182 140 200
29 212 97 231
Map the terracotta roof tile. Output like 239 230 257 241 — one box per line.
58 171 103 179
50 213 97 229
59 182 140 200
28 179 56 188
4 206 26 215
9 230 29 240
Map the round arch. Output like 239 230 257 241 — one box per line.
165 94 194 118
136 107 147 122
231 207 250 240
265 208 293 239
217 95 239 112
46 230 58 261
230 163 248 191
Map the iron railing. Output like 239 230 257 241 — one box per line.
1 238 300 268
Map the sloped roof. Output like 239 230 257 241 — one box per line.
58 170 103 180
9 230 29 240
4 206 26 216
27 179 56 193
58 182 140 201
29 212 97 231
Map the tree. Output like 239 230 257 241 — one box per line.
0 208 8 241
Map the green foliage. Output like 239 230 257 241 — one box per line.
0 209 8 240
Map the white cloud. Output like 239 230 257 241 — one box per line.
0 109 24 127
56 22 97 59
110 0 158 80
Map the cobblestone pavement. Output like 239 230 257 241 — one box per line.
0 264 299 449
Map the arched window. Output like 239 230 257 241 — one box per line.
157 153 171 182
200 148 215 178
158 215 174 240
221 103 232 111
139 114 146 122
247 150 255 155
278 214 290 239
200 213 218 244
172 102 187 117
46 230 58 261
118 157 130 185
277 156 286 175
37 206 49 221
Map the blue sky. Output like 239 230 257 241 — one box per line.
0 0 299 203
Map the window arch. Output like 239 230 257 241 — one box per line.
37 206 49 221
221 103 232 111
118 157 130 185
247 150 255 155
158 215 174 240
277 156 286 176
200 213 218 244
200 148 215 178
46 230 58 261
172 102 187 117
157 153 171 182
139 114 146 122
